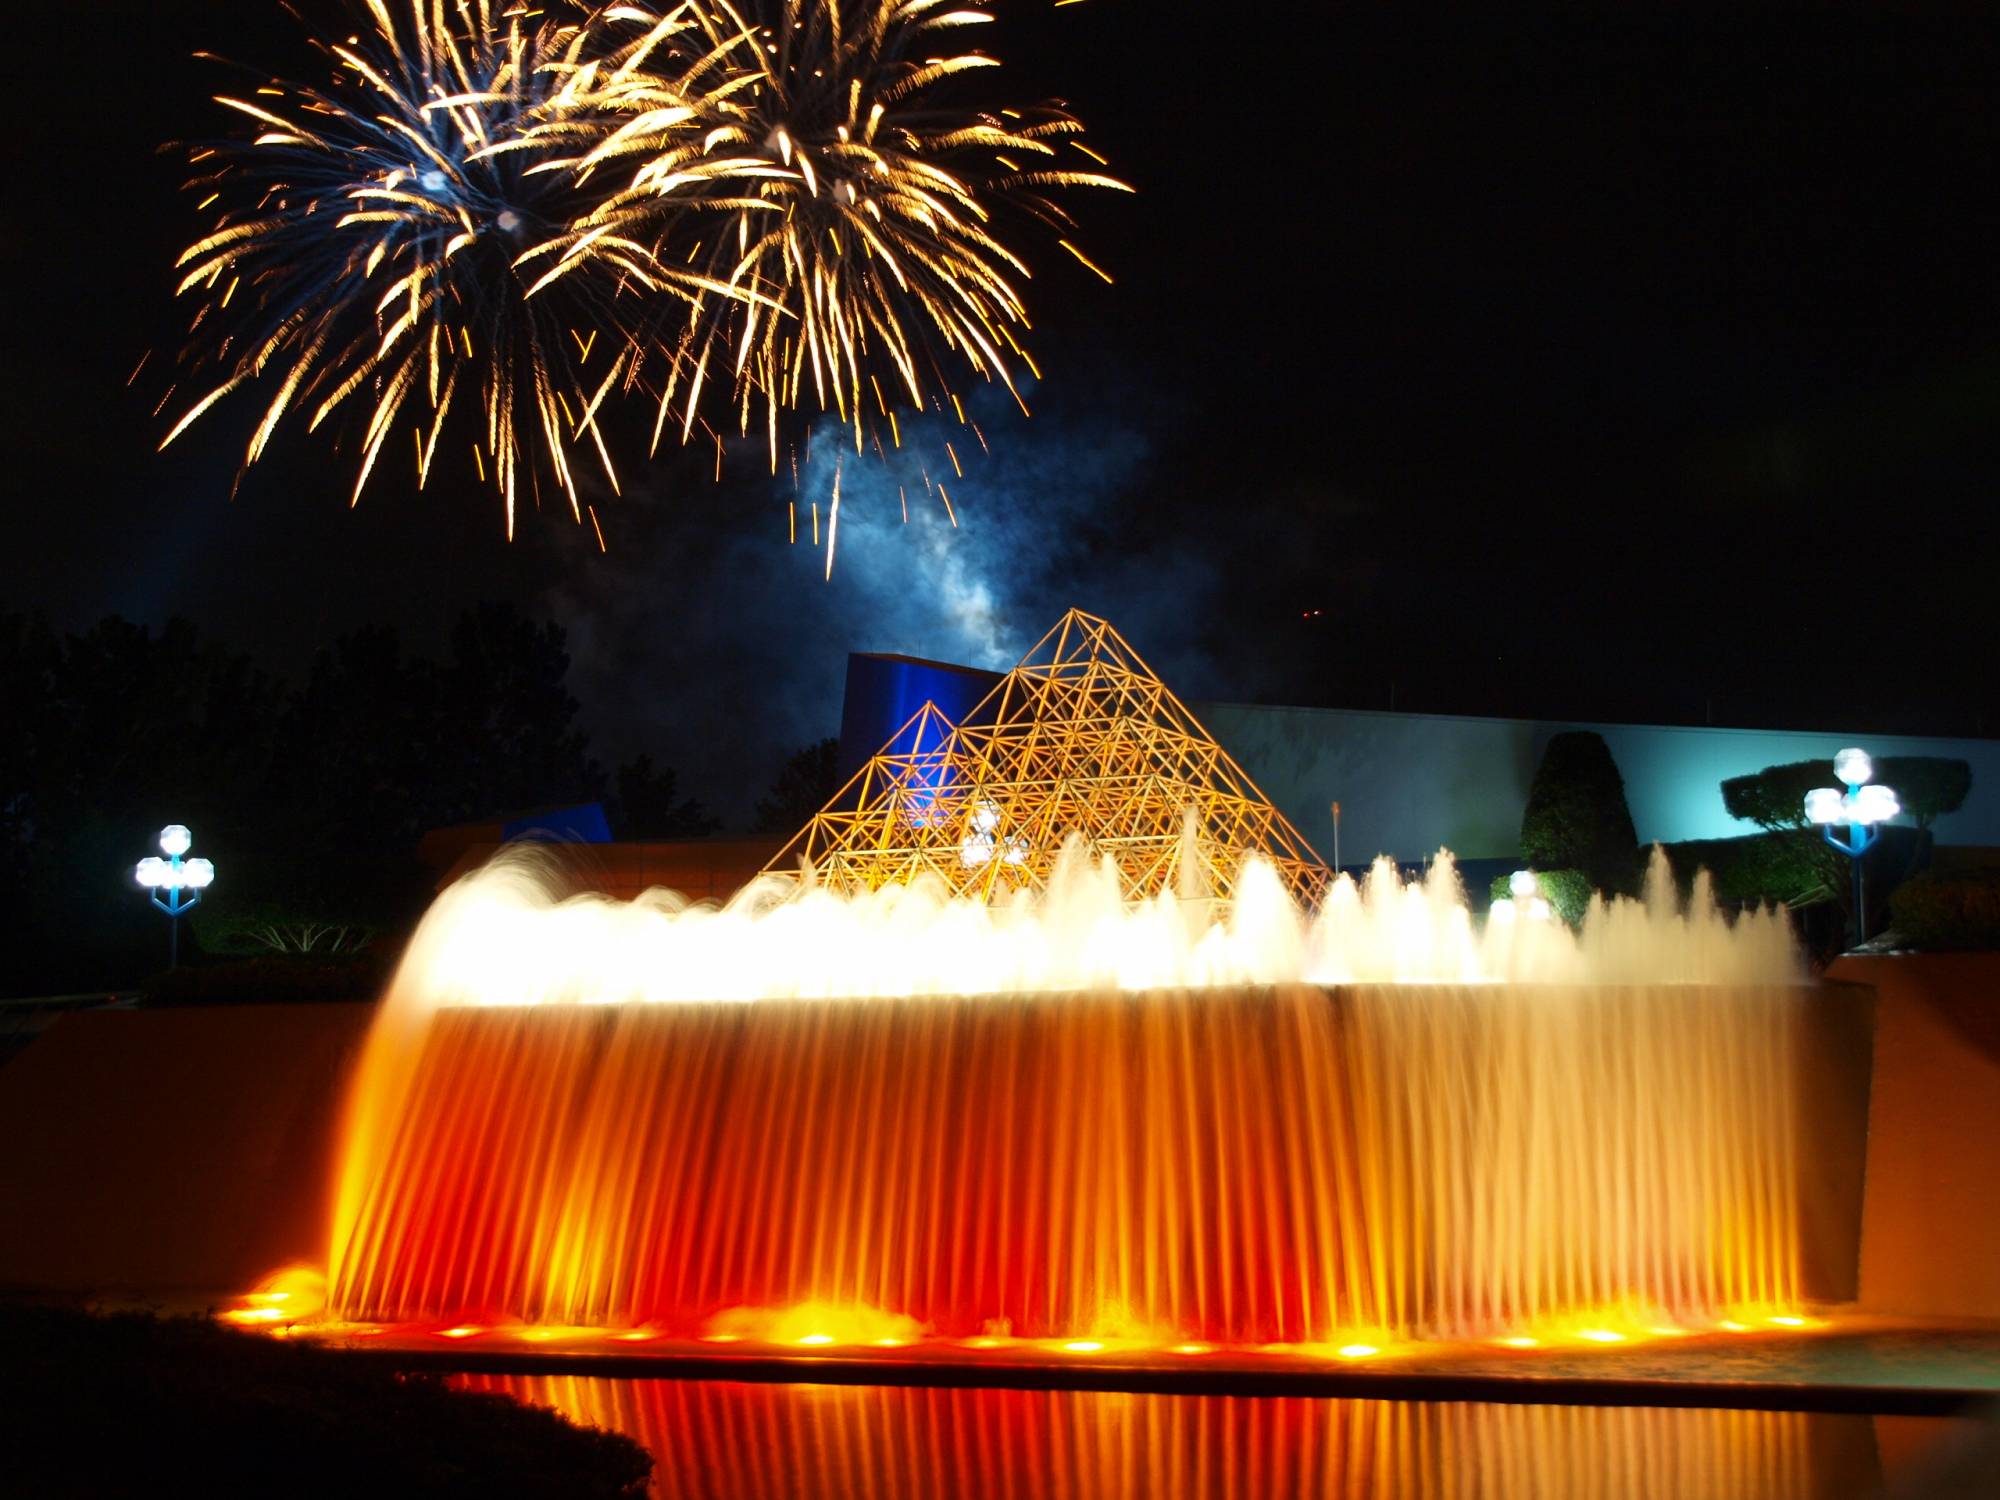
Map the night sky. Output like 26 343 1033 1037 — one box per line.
7 1 1997 817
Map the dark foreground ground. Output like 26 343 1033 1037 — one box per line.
3 1304 650 1499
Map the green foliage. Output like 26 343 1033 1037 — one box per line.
1659 833 1838 908
1488 868 1594 925
1889 869 2000 950
1519 732 1640 895
1722 755 1970 833
1872 756 1972 829
189 847 399 956
754 737 844 835
3 1305 651 1498
1720 759 1831 832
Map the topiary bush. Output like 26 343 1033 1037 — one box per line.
1519 732 1640 897
1489 868 1594 926
1658 833 1834 909
1889 869 2000 951
1867 757 1972 830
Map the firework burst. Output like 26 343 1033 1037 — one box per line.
163 1 742 532
164 1 1125 534
556 0 1131 467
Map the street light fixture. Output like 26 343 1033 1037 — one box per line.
1804 749 1898 948
135 823 215 967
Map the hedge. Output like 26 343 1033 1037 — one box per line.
1889 869 2000 951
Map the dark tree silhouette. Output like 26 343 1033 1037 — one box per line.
753 738 843 836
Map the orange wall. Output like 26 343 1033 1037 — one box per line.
1 961 1994 1324
1829 953 2000 1322
0 1003 374 1295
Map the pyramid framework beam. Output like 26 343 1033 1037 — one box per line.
765 611 1331 905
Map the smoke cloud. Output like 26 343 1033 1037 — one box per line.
545 380 1230 825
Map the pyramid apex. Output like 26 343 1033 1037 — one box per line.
769 608 1329 904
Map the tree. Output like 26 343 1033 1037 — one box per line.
754 738 843 835
1720 758 1850 908
1872 757 1972 830
611 754 719 839
1519 731 1640 895
438 603 601 824
1720 760 1830 832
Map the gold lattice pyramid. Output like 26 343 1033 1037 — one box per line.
767 610 1330 903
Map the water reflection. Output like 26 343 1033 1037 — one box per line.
457 1375 1948 1499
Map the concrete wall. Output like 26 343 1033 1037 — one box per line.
1199 702 2000 865
1830 953 2000 1323
0 1003 374 1295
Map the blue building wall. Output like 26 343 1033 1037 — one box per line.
1197 702 2000 865
837 653 1003 780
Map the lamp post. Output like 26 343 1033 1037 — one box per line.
1804 749 1898 949
135 823 216 968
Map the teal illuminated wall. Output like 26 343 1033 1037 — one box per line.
1197 702 2000 866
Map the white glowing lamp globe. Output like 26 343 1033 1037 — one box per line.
135 857 170 888
159 824 193 857
1851 784 1900 825
1508 869 1538 899
183 858 217 890
1803 788 1845 825
1833 748 1873 786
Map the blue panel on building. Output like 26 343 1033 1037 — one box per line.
837 653 1003 781
499 802 613 844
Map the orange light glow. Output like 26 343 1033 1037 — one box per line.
219 1264 326 1330
1495 1336 1538 1349
458 1373 1842 1499
438 1326 483 1339
319 654 1814 1367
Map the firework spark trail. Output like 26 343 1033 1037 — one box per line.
556 0 1131 473
164 1 1126 537
163 1 745 534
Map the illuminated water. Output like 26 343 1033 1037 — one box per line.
324 846 1813 1349
454 1375 1974 1500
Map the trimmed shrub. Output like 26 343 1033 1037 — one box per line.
1520 732 1640 895
1489 868 1594 926
1720 760 1831 831
1889 870 2000 951
1724 755 1971 833
1659 833 1835 909
1872 757 1972 829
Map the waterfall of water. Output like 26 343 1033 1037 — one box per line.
320 844 1812 1348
